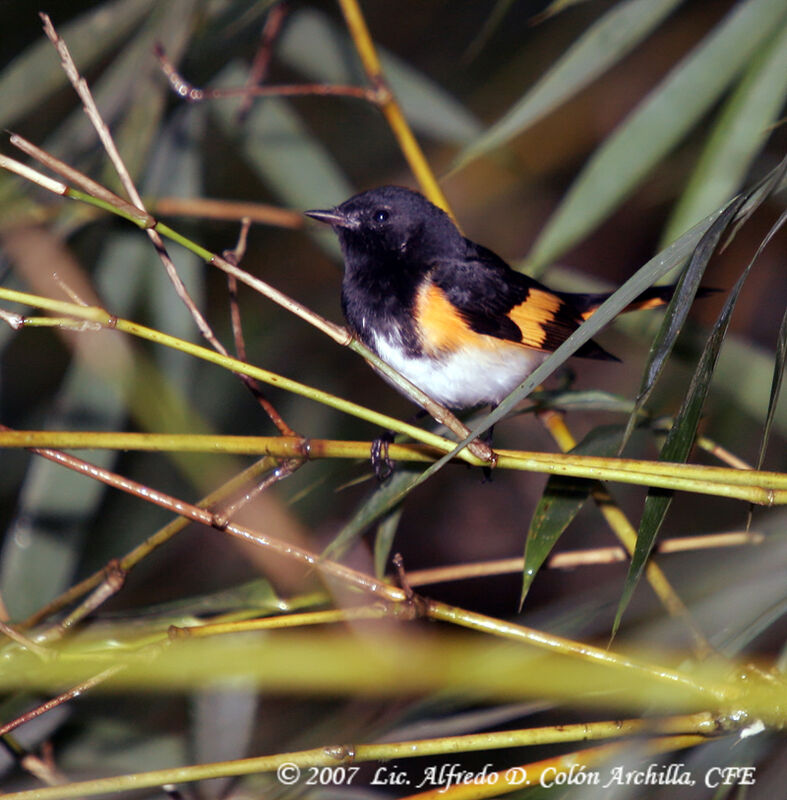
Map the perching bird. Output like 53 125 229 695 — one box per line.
306 185 678 410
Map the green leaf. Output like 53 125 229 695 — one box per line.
453 0 684 173
104 1 200 185
619 194 747 454
143 107 206 381
520 425 624 607
0 0 156 131
190 683 257 798
322 469 416 562
526 0 787 274
210 62 354 207
612 197 785 639
0 230 149 619
462 0 517 63
279 9 482 144
531 388 636 415
531 0 594 24
661 19 787 246
374 506 404 579
715 335 787 438
756 210 787 470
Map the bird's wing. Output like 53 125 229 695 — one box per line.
427 240 616 359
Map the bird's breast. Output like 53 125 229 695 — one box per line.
370 328 546 408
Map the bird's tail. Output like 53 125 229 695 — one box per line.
564 286 718 321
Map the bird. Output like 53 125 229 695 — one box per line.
305 185 681 412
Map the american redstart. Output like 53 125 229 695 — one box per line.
306 186 692 410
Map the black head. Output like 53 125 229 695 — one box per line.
305 186 463 267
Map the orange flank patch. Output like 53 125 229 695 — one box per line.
507 288 563 349
415 283 495 354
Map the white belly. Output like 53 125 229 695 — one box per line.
371 332 547 408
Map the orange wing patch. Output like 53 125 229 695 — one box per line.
415 282 495 355
579 293 673 320
507 288 565 350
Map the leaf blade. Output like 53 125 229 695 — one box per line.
619 194 747 454
521 425 624 607
612 197 787 639
527 0 787 274
661 20 787 246
453 0 684 173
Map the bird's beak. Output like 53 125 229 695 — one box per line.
304 208 355 229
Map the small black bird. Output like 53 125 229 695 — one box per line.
306 185 678 410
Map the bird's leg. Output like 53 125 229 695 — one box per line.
370 430 395 482
481 405 497 482
370 409 429 482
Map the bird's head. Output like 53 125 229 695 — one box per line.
305 186 462 269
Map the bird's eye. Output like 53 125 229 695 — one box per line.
373 209 389 223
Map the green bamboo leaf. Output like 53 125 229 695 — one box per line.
0 232 148 619
0 0 156 131
531 0 594 24
756 210 787 470
527 0 787 274
374 506 404 579
619 194 747 454
41 4 185 164
62 722 186 777
105 1 200 185
612 202 785 640
531 388 636 415
661 20 787 246
462 0 517 63
716 336 787 437
452 0 685 173
520 425 624 607
322 469 416 562
279 9 482 144
191 683 257 798
210 62 354 209
118 578 285 618
143 107 206 384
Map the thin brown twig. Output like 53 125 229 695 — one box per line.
0 424 403 609
698 437 753 470
9 134 150 224
155 42 379 105
19 747 67 789
0 665 123 738
221 219 298 435
0 620 51 659
225 219 252 363
236 2 290 123
40 14 225 356
40 560 126 643
20 456 282 630
210 458 301 528
10 136 306 438
4 138 347 343
152 196 304 227
401 531 765 586
41 14 302 442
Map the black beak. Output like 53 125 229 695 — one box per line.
304 208 354 228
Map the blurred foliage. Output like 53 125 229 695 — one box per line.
0 0 785 797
